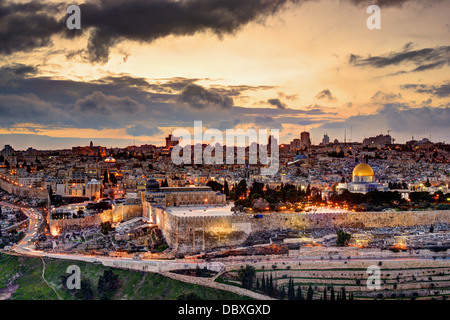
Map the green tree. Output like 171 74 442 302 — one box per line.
238 265 256 289
296 285 303 300
306 285 314 300
74 279 94 300
330 286 335 300
336 229 352 246
97 270 120 300
109 173 117 184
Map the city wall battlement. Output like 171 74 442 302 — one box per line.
154 209 450 254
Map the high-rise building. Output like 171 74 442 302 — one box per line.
322 134 330 146
300 131 311 148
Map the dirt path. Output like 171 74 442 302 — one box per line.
161 272 276 300
40 257 62 300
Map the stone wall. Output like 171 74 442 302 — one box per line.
50 204 142 233
0 179 47 199
154 209 450 254
49 215 101 234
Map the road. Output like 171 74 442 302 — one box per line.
12 206 42 254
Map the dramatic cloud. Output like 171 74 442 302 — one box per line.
0 0 63 54
267 98 287 110
179 84 234 109
349 44 450 73
401 82 450 98
370 91 402 103
126 124 162 137
314 89 336 102
77 0 305 63
0 0 444 63
0 93 68 127
73 91 143 116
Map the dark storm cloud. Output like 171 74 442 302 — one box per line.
0 63 340 134
314 89 336 102
349 45 450 73
401 82 450 98
179 84 234 109
0 0 445 64
73 91 143 115
77 0 302 63
0 93 69 127
0 0 63 54
0 0 301 62
267 98 287 110
0 63 38 78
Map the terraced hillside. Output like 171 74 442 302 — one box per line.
219 259 450 300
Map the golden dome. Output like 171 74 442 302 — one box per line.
352 163 374 177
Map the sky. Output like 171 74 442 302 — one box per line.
0 0 449 150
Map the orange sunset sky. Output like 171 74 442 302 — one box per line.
0 0 449 149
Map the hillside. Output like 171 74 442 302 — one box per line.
0 253 249 300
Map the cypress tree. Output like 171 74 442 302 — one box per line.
268 274 274 297
261 274 266 293
280 286 286 299
341 287 347 300
288 279 296 300
330 286 335 300
323 287 327 300
307 285 314 300
296 285 303 300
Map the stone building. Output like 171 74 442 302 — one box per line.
141 179 226 207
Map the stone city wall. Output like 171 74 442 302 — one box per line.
49 204 142 232
0 179 47 199
154 209 450 254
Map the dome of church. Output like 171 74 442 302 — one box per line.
352 163 374 177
